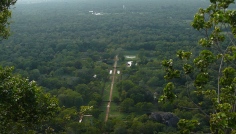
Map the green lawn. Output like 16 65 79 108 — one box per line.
111 80 119 99
109 102 128 119
102 82 111 101
99 102 107 121
124 55 138 61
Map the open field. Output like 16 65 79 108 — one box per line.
102 82 111 101
109 102 128 119
99 102 107 120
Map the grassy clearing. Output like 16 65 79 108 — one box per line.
124 55 138 61
102 81 111 101
99 102 107 121
122 51 139 61
111 81 119 99
109 102 128 119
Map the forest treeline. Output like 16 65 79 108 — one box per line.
1 0 235 133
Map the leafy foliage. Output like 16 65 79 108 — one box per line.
2 0 234 133
0 0 16 39
178 119 199 134
0 66 59 133
160 0 236 133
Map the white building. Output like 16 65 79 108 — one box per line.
125 55 136 59
94 12 103 15
127 61 133 67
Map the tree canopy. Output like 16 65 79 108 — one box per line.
2 0 236 133
160 0 236 133
0 1 61 133
0 66 59 133
0 0 16 39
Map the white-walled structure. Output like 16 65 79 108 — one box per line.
127 61 133 67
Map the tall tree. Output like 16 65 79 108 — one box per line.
0 0 16 39
160 0 236 133
0 67 59 133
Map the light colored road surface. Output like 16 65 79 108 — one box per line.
105 55 118 122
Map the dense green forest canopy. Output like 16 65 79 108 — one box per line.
0 1 60 133
1 0 205 86
1 0 235 133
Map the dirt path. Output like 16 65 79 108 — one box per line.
105 55 118 122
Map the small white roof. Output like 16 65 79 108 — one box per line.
125 56 136 59
127 61 133 67
95 13 103 15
